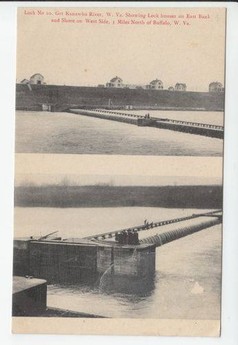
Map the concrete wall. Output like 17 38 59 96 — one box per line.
113 247 138 276
13 239 98 284
97 244 156 278
14 239 156 285
12 276 47 316
97 246 113 275
29 241 97 283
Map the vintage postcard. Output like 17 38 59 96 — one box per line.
15 6 225 157
12 6 226 337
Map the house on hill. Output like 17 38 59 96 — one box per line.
29 73 45 85
175 83 187 91
146 79 163 90
106 76 123 88
105 76 164 90
209 82 224 92
20 73 46 85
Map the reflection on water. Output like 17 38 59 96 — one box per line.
98 274 155 297
15 207 222 319
49 276 156 318
15 110 223 156
56 272 156 299
98 248 155 296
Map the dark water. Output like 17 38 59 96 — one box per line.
15 111 223 156
15 207 222 319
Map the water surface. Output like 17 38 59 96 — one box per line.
15 111 223 156
15 207 221 319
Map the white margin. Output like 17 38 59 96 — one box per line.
0 2 238 345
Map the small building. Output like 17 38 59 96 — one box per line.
146 79 163 90
175 83 187 91
209 82 223 92
106 76 123 88
29 73 45 85
168 86 174 91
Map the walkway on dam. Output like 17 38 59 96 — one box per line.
139 215 221 247
13 210 222 287
83 210 222 243
79 210 222 251
69 108 224 139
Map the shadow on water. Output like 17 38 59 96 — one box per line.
97 274 156 298
52 273 156 302
52 249 156 300
47 266 160 317
97 248 156 297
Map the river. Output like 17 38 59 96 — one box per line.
14 206 222 319
15 110 223 156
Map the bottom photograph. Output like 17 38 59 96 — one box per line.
13 171 222 321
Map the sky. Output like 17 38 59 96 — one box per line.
15 154 223 187
16 7 226 91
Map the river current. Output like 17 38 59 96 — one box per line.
14 206 222 319
15 110 223 156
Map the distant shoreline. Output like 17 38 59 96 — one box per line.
15 107 224 112
15 185 223 209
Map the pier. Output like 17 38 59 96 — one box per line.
12 276 47 316
12 276 106 317
68 108 224 139
13 210 222 287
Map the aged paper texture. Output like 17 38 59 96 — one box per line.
12 6 226 337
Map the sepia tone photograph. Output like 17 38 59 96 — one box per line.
13 156 223 331
15 7 225 156
12 5 226 338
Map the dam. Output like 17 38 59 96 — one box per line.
69 108 224 139
13 210 222 286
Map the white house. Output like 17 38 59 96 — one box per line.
146 79 163 90
209 82 223 92
29 73 45 85
106 76 123 88
175 83 187 91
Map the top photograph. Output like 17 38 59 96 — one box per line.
15 7 226 156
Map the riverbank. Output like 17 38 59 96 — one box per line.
16 83 225 112
15 185 222 209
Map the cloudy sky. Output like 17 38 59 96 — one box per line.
16 7 226 91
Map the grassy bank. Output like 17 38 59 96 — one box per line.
16 84 225 111
15 185 222 209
